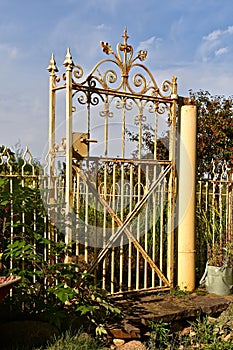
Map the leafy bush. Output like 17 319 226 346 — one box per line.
3 233 121 334
0 177 121 336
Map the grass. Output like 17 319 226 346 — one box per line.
34 311 233 350
4 317 233 350
146 312 233 349
34 330 107 350
0 329 108 350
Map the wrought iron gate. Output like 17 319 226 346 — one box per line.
46 29 179 294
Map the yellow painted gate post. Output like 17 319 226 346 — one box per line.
47 53 57 175
47 54 58 247
177 102 197 291
64 48 74 261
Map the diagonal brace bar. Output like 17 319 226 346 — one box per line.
73 163 172 286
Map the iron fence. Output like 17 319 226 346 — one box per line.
196 160 233 280
0 147 232 291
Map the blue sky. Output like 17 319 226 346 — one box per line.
1 0 233 159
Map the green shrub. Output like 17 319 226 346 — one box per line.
0 178 121 336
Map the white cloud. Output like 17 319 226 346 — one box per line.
198 25 233 62
95 24 111 31
0 43 19 59
203 30 222 42
203 25 233 42
215 47 228 56
157 60 233 97
136 36 162 52
225 25 233 34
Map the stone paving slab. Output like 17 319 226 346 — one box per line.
107 292 233 339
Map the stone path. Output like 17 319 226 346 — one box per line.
107 291 233 340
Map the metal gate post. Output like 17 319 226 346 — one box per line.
47 54 58 245
47 54 57 176
167 76 178 286
177 103 197 291
64 49 74 259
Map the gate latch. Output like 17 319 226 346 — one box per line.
72 132 97 158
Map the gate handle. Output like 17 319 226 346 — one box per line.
80 137 98 144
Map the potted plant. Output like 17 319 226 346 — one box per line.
199 208 233 296
201 244 233 296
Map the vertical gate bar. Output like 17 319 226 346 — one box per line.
153 108 158 159
119 163 124 292
138 106 143 160
93 160 98 284
53 177 58 264
9 170 14 272
161 173 167 285
33 175 37 283
87 90 91 141
43 171 48 264
205 181 208 212
151 164 157 287
151 110 158 287
226 181 230 242
219 180 223 243
75 170 80 258
44 215 48 263
102 162 108 289
111 162 116 294
212 180 216 244
21 169 25 272
86 94 91 264
136 163 142 290
122 99 126 158
63 49 74 259
104 98 109 157
128 163 133 291
86 99 91 261
120 97 126 291
197 178 203 274
54 174 60 263
73 173 76 209
84 178 89 263
225 181 228 240
144 164 149 289
228 177 233 241
159 178 163 286
198 180 202 207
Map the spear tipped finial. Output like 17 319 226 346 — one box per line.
63 48 74 68
47 53 58 73
122 27 129 45
120 27 132 53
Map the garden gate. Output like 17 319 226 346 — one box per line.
45 30 193 294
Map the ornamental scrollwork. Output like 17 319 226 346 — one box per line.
73 65 84 80
48 30 178 108
70 28 177 99
115 97 134 111
72 89 104 106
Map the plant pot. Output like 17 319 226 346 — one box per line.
0 276 21 303
205 265 233 296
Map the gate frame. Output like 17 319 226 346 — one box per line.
47 29 196 292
